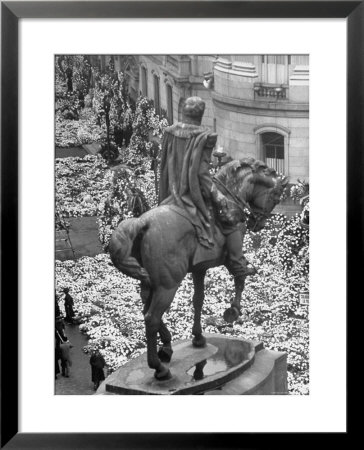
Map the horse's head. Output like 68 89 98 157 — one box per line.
214 158 288 232
247 169 288 231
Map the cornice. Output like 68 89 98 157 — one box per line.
212 92 309 118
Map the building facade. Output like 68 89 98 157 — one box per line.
98 54 309 215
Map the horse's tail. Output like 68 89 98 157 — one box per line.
109 217 151 286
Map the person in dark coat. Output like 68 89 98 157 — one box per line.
123 123 133 147
55 333 61 379
63 287 75 324
55 317 66 379
66 66 73 92
90 350 106 390
59 338 73 377
55 294 61 319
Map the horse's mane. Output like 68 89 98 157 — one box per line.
214 157 277 193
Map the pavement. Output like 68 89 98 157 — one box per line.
55 323 95 395
55 145 107 394
56 217 104 261
55 146 88 158
55 141 105 261
55 143 101 159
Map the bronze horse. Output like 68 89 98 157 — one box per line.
109 159 287 379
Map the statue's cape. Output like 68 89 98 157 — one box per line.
158 123 216 249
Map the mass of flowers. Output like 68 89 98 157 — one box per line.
129 96 168 158
55 55 92 97
56 208 309 395
96 167 153 250
55 155 156 248
55 55 105 148
55 55 309 395
55 107 104 148
55 156 309 395
55 155 109 217
290 178 309 203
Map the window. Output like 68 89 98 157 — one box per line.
153 74 160 116
261 55 288 84
141 66 148 96
166 84 173 124
178 97 185 121
100 56 106 72
261 132 285 174
255 125 290 175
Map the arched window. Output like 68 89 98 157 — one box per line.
254 125 290 175
141 66 148 97
261 132 285 173
166 84 173 124
153 74 160 116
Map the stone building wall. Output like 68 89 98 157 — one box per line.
123 55 309 216
138 55 216 128
138 56 194 125
136 55 310 184
211 58 309 184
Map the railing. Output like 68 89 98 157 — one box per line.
253 83 288 100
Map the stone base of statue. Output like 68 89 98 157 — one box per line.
96 334 288 395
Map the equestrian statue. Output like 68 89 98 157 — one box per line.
109 97 287 380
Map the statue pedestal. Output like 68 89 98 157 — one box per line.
203 346 287 395
96 334 287 395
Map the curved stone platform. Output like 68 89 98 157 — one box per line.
96 334 288 395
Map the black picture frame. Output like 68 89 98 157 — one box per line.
1 1 360 448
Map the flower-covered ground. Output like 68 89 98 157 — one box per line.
55 155 156 219
55 64 309 395
56 156 108 217
56 211 309 395
55 107 103 148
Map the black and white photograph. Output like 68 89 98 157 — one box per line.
1 1 355 443
54 54 309 396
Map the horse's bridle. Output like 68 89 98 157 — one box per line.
212 176 272 229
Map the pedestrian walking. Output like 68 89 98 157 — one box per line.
63 287 75 324
59 338 73 377
55 338 61 380
90 350 106 390
55 317 67 380
55 293 61 319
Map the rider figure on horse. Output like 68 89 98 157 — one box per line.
158 96 256 309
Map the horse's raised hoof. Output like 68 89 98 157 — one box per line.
223 306 240 323
192 334 206 348
158 345 173 363
154 365 172 381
